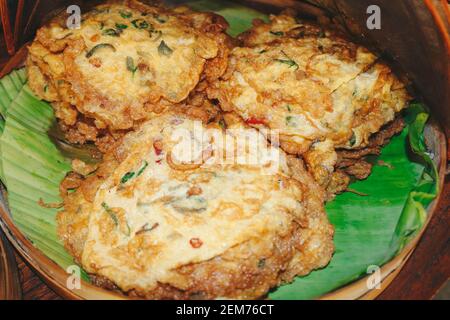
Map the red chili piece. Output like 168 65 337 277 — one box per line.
245 117 266 125
189 237 203 248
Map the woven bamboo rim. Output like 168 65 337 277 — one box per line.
0 226 21 300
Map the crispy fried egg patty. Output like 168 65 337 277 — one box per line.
57 113 333 299
210 13 409 153
27 0 230 132
208 12 410 194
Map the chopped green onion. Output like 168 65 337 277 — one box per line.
274 50 299 70
158 40 173 56
136 161 148 177
102 202 119 226
275 58 299 69
125 222 131 237
270 30 284 36
120 160 147 184
121 170 135 184
86 43 116 58
132 18 150 29
349 133 356 146
286 116 296 127
102 28 121 37
102 202 131 236
120 10 132 19
115 23 128 29
126 56 138 76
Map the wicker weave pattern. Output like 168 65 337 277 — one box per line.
0 0 38 56
0 0 87 58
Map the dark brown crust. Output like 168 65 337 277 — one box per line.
90 219 332 300
57 90 223 153
140 222 332 299
337 116 405 162
57 150 121 261
325 115 405 196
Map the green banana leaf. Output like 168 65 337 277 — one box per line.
0 68 28 178
0 0 438 299
0 68 27 120
270 106 437 299
0 81 89 280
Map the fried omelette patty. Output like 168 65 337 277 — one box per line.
57 112 334 299
27 0 231 137
208 12 410 194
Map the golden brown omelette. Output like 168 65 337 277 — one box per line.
27 0 231 150
208 12 410 195
57 112 334 299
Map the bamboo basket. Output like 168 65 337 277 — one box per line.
0 0 448 300
0 227 21 300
